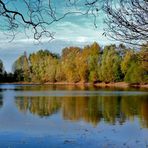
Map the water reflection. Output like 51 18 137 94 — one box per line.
15 95 148 127
15 96 61 117
0 94 3 108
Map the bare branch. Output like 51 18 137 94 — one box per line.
103 0 148 46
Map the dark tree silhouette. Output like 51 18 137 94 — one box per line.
0 0 66 41
0 0 147 45
66 0 148 45
0 0 102 41
103 0 148 45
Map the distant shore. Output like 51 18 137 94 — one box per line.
0 81 148 88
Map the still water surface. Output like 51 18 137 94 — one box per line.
0 84 148 148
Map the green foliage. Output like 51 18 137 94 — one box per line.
29 50 59 83
125 63 148 84
13 52 30 81
138 43 148 70
13 69 24 81
75 51 89 82
88 42 101 82
121 50 135 75
55 62 66 82
0 42 146 84
61 47 81 82
123 44 148 84
100 45 122 82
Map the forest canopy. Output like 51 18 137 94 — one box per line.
0 42 148 84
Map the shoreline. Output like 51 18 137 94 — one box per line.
0 82 148 88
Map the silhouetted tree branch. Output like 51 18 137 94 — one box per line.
0 0 147 45
103 0 148 45
0 0 57 41
0 0 103 41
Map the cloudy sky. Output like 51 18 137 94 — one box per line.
0 0 117 72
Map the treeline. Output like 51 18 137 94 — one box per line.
0 59 15 82
0 42 148 84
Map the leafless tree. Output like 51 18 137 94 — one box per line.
68 0 148 46
0 0 147 45
0 0 103 41
103 0 148 46
0 0 55 41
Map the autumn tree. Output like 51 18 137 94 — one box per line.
61 47 81 82
13 52 30 81
29 50 59 82
75 48 89 82
124 62 148 84
124 47 148 84
55 61 66 82
88 42 101 82
138 43 148 70
121 49 135 75
10 42 147 84
100 45 122 82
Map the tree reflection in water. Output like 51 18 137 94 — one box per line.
15 95 148 127
0 94 3 109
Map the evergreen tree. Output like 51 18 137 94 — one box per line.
0 59 4 82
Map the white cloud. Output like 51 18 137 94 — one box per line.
76 36 88 42
0 5 116 73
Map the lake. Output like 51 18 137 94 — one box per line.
0 84 148 148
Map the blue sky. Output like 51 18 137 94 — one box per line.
0 0 117 72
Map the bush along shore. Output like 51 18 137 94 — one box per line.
0 42 147 87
